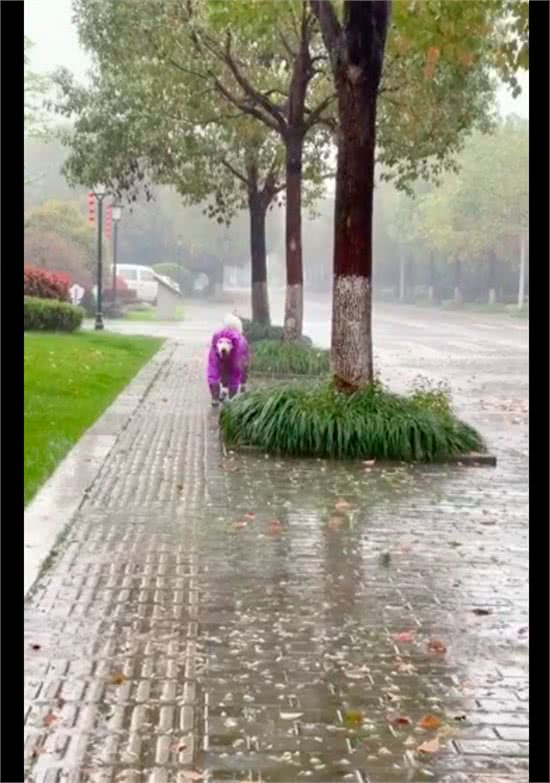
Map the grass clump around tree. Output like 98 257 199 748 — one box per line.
24 331 163 505
220 379 485 462
242 318 312 345
251 340 330 376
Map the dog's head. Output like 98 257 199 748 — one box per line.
216 337 234 359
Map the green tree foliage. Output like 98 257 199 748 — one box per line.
25 37 53 142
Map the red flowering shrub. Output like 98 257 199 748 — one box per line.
24 266 70 301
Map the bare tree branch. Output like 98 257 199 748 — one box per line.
304 93 336 130
309 0 341 74
221 157 249 185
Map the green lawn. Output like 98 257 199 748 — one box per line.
124 305 185 321
24 331 163 505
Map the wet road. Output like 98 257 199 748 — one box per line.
26 303 528 782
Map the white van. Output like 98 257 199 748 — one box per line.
113 264 158 303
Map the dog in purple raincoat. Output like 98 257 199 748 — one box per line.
206 314 250 406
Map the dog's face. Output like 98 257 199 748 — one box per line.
216 337 234 359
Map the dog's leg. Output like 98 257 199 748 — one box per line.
209 382 221 406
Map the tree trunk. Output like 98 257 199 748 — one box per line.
283 134 304 341
518 233 526 308
248 192 270 324
453 256 462 304
312 0 390 389
428 252 435 303
399 252 405 301
407 254 415 299
488 250 496 305
331 74 379 389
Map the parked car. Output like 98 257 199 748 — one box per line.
112 264 158 303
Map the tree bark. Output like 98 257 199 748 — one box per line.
399 251 405 301
488 249 496 305
453 256 462 304
517 232 526 308
428 251 435 303
283 130 304 340
248 191 270 324
407 254 415 299
325 2 390 389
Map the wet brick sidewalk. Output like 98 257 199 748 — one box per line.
25 314 528 783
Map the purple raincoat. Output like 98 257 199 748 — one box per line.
206 328 249 390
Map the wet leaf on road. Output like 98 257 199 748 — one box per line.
472 608 492 616
394 631 414 643
427 639 447 654
392 715 412 727
419 714 442 730
417 736 440 754
43 711 57 728
267 520 282 535
30 643 41 651
110 672 128 685
334 499 352 512
343 709 363 726
453 714 467 721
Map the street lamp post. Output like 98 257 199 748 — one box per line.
111 202 123 316
93 183 107 330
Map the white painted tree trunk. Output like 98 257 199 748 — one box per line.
399 255 405 301
331 275 372 388
283 283 303 341
517 233 526 309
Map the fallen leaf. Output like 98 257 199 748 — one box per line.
392 715 412 727
328 515 345 530
110 671 128 685
419 714 442 730
343 709 363 726
417 736 440 754
30 643 41 651
280 712 304 720
448 541 462 547
453 714 467 721
334 499 352 512
472 608 491 616
393 631 414 643
427 639 447 654
245 512 255 520
43 711 57 728
518 626 528 635
176 483 183 492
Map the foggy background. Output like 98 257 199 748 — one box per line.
25 0 529 315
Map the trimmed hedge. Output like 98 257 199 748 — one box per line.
24 266 70 301
24 296 84 333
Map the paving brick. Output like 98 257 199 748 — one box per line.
25 311 528 782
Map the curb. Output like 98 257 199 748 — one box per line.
24 340 175 597
225 444 497 466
